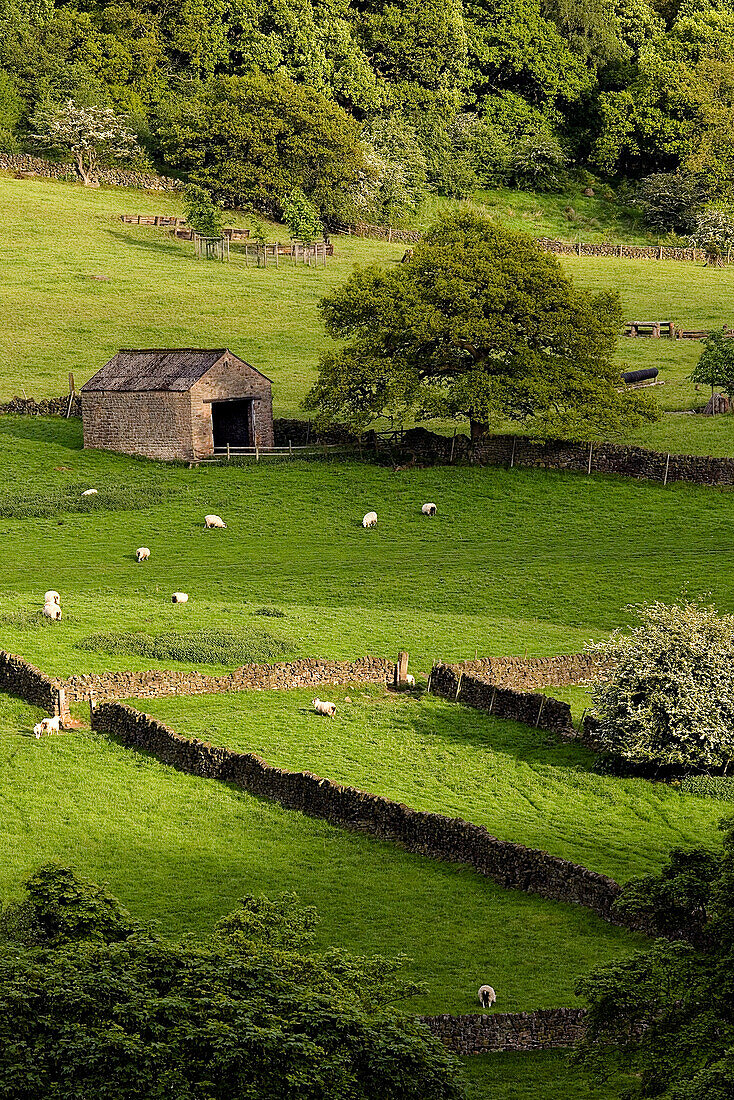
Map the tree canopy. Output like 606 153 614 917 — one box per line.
306 210 657 437
576 820 734 1098
0 864 463 1100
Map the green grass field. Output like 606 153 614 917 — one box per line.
2 418 734 677
0 691 645 1016
4 172 734 454
462 1051 634 1099
137 686 726 883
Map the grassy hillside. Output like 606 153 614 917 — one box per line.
0 692 645 1016
4 420 734 677
138 687 726 884
462 1052 634 1099
4 172 734 454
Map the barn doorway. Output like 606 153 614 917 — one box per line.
211 399 254 450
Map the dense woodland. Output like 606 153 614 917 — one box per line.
1 0 733 228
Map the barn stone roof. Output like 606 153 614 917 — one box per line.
82 349 271 392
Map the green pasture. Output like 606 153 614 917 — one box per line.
0 691 645 1015
4 173 734 454
138 686 726 884
3 418 734 677
462 1051 633 1099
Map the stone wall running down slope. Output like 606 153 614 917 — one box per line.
91 701 639 927
420 1007 587 1054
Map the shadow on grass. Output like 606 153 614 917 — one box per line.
106 228 191 258
0 417 83 449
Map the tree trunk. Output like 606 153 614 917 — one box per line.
470 419 488 441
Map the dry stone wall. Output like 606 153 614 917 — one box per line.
449 653 601 690
0 395 81 417
0 153 182 191
90 701 637 926
63 656 394 703
420 1008 587 1054
389 428 734 490
0 651 65 714
430 664 575 738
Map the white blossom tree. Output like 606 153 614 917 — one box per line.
33 100 139 185
689 206 734 266
590 598 734 771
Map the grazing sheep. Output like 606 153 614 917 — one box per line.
44 590 61 606
362 511 378 528
313 698 337 718
42 602 62 621
81 488 98 496
204 514 227 529
421 503 437 516
406 674 415 686
35 716 61 737
136 547 151 562
171 592 189 604
478 985 496 1010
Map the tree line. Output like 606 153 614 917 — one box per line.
2 0 734 231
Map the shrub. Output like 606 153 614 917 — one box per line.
589 598 734 771
635 172 707 233
509 133 568 192
679 774 734 801
77 629 295 665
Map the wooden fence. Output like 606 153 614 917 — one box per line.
120 214 185 227
201 442 360 463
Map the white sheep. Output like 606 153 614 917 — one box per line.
136 547 151 562
421 503 437 516
478 985 496 1009
204 514 227 529
313 698 336 718
362 511 378 528
44 590 61 606
81 488 98 496
171 592 189 604
42 601 62 621
34 716 61 738
406 674 415 686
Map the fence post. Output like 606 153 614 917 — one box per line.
255 443 259 462
226 442 230 462
663 453 670 486
449 429 456 464
587 442 593 475
535 696 545 727
454 671 463 700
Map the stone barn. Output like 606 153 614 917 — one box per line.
81 348 274 461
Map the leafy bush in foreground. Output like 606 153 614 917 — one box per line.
0 865 462 1100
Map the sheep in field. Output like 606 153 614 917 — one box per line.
42 601 62 621
44 590 61 606
406 674 415 686
478 985 496 1010
362 511 378 528
421 503 437 516
171 592 189 604
81 488 98 496
313 698 337 718
136 547 151 562
204 514 227 529
34 716 61 738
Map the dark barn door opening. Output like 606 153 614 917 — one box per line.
211 399 253 449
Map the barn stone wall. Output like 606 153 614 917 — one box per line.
61 656 394 703
420 1008 587 1054
82 390 193 461
190 355 273 456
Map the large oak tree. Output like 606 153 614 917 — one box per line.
305 210 657 438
